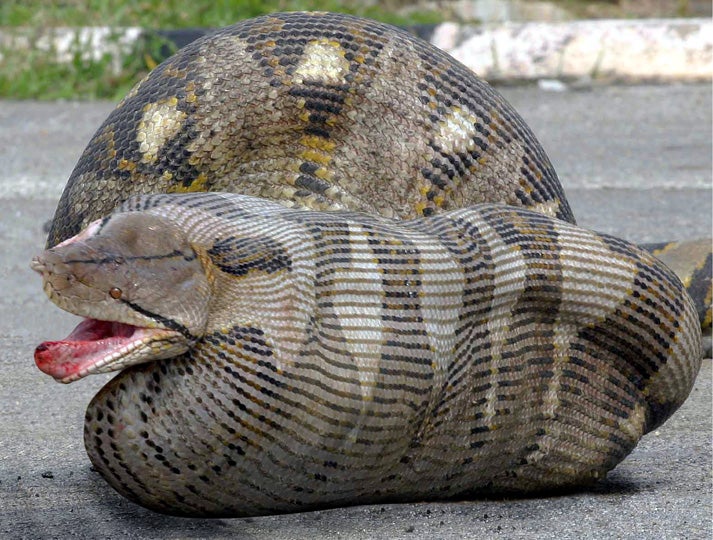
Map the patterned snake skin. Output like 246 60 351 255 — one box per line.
33 12 705 517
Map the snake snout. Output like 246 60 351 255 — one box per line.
30 256 47 275
31 255 59 297
30 250 79 294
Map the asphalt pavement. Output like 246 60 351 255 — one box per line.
0 83 711 539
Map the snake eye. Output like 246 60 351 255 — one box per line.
109 287 123 299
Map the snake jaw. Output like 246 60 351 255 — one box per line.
34 318 188 383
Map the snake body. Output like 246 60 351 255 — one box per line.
34 12 705 517
46 11 574 246
36 191 701 517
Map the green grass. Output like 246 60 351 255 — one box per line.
0 48 134 101
0 0 441 28
0 1 442 100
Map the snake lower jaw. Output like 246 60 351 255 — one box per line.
34 317 189 383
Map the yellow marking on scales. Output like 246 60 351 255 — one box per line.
184 81 198 104
118 158 136 172
96 126 118 160
294 39 350 84
300 135 336 164
136 97 187 164
168 172 209 193
298 132 337 183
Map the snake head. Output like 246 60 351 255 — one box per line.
31 212 211 383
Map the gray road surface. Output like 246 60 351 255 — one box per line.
0 83 711 539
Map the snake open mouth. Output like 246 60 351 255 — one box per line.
34 318 174 384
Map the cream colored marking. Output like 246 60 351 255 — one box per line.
434 107 479 154
530 200 560 219
418 244 463 386
547 223 637 419
137 99 187 164
556 226 636 324
330 225 385 402
480 217 527 422
294 39 349 85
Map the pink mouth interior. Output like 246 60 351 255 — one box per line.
35 318 139 382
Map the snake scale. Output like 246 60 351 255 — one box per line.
32 12 706 517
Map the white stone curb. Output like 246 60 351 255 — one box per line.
0 19 710 82
433 18 712 82
0 26 143 73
